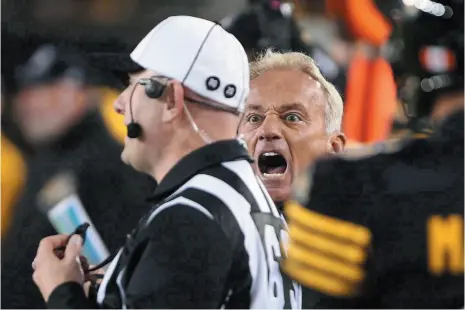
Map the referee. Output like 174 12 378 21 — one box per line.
32 16 302 309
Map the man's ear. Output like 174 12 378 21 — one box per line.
163 81 185 122
327 132 346 154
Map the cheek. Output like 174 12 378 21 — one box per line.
130 91 153 123
137 102 164 138
16 94 56 120
237 119 251 135
286 127 328 169
130 91 143 114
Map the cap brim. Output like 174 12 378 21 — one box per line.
86 52 144 74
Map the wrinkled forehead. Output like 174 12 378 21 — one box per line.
246 69 325 113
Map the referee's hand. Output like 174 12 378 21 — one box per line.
32 234 85 302
83 264 105 297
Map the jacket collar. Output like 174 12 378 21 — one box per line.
148 139 252 201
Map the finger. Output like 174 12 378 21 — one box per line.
80 256 90 273
36 234 69 258
85 273 92 282
83 281 91 297
87 265 105 276
55 249 65 260
35 234 69 264
86 273 104 285
64 235 83 263
93 267 105 276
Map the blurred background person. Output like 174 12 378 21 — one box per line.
86 46 146 145
1 44 156 309
223 0 347 94
2 0 402 149
283 0 464 307
323 0 399 147
324 0 435 146
238 50 345 206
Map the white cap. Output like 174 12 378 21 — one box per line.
130 16 250 113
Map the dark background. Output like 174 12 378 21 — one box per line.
2 0 257 94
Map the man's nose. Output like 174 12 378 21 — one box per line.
258 116 282 141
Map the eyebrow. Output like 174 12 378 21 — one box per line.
245 104 265 113
275 102 308 114
244 102 308 114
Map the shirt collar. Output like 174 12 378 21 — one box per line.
148 139 253 201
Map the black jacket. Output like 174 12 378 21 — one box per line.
1 111 156 309
46 139 301 309
284 110 464 309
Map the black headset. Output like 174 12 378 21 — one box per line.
143 78 166 99
126 77 166 138
126 21 221 139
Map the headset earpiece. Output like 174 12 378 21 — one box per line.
144 78 165 99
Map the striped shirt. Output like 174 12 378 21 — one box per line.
47 139 302 309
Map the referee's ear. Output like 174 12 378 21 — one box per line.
163 80 185 123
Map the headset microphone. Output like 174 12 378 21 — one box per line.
126 82 143 138
127 122 142 139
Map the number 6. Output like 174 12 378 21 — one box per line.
264 225 285 308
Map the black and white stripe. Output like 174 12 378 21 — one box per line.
97 159 301 309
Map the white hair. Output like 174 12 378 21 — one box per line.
249 50 343 133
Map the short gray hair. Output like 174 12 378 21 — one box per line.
250 50 343 133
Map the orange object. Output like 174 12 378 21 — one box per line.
345 0 392 47
99 87 125 144
343 50 397 143
325 0 347 20
326 0 392 47
364 57 398 142
342 50 370 142
327 0 398 143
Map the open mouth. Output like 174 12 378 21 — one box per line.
258 152 288 178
